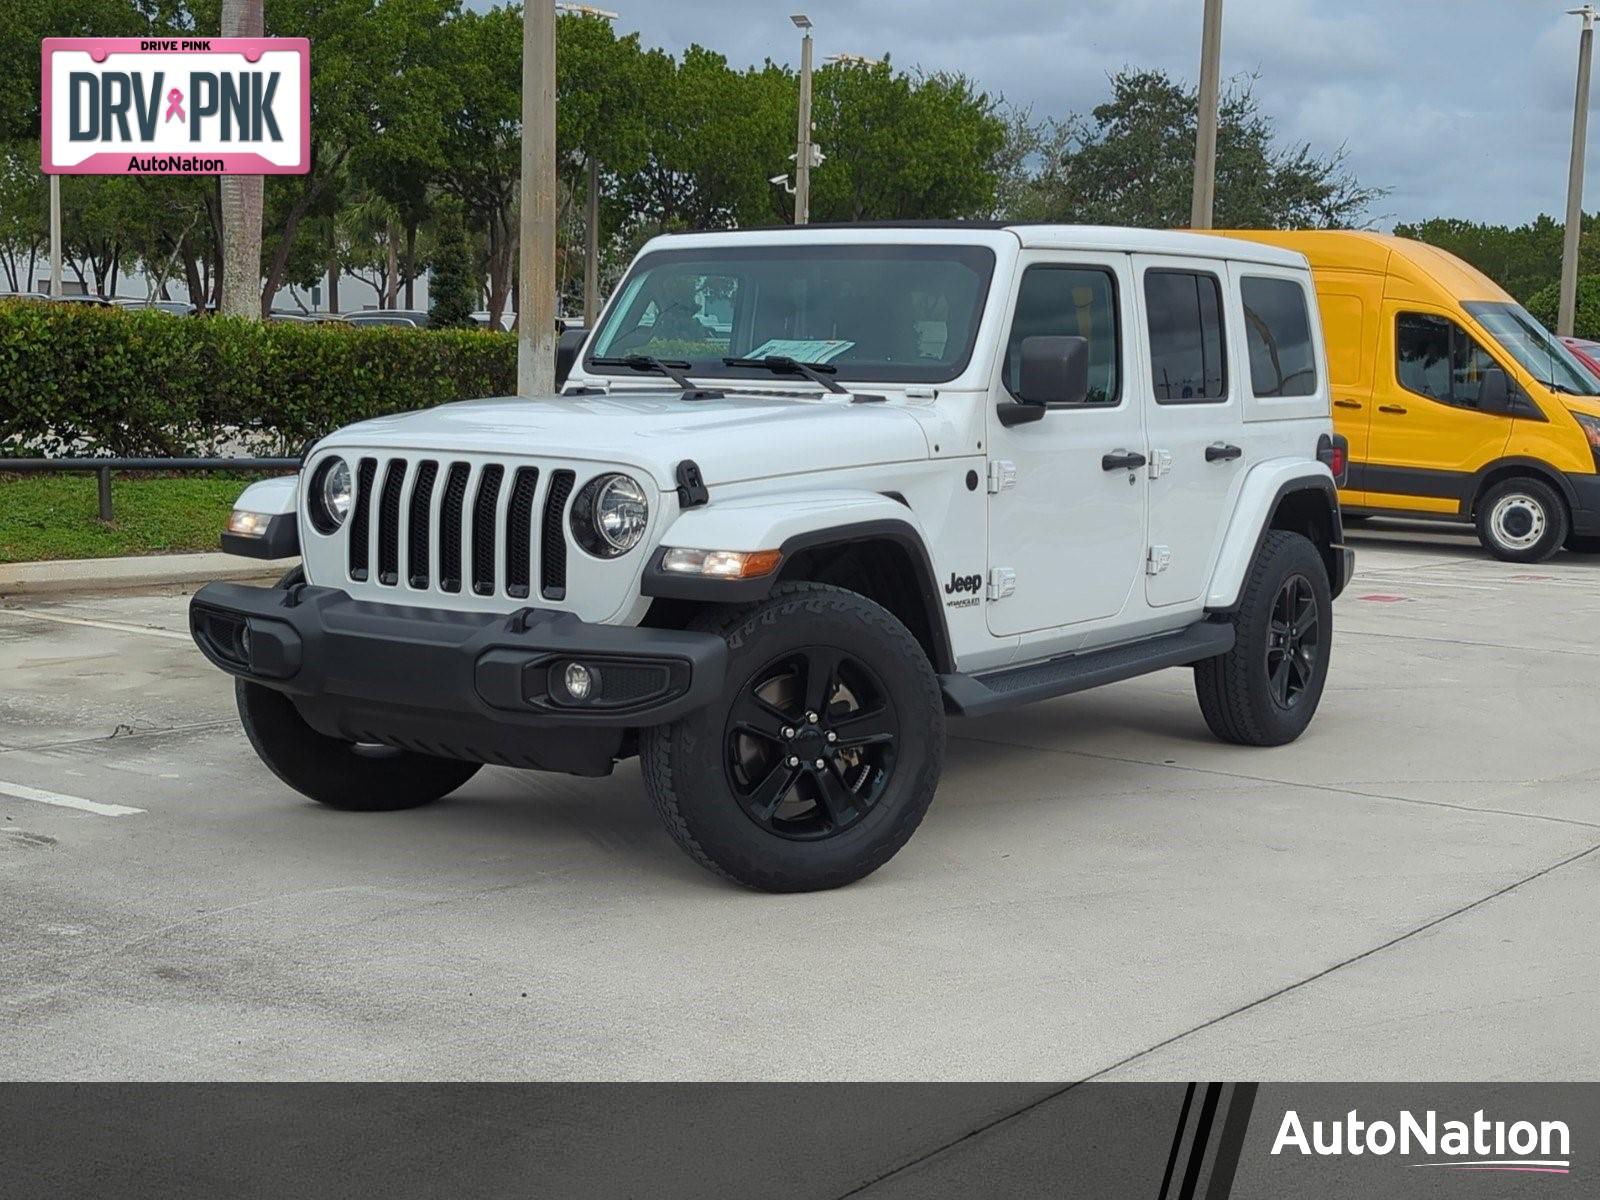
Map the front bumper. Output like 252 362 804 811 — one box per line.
190 582 727 776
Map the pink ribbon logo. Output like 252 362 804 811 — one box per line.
164 88 185 123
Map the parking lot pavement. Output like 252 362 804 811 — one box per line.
2 525 1598 1082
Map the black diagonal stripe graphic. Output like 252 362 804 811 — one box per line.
1204 1083 1259 1200
1177 1083 1223 1200
1158 1083 1197 1200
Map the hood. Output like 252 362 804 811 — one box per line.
322 389 934 489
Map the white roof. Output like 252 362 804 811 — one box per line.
650 223 1305 268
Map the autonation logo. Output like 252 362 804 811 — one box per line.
1272 1109 1572 1175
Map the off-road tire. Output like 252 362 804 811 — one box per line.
1195 530 1332 747
1475 477 1568 563
236 680 481 811
641 582 944 892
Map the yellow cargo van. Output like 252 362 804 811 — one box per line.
1218 230 1600 561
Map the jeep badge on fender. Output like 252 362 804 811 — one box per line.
190 223 1352 893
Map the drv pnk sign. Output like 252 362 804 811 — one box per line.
42 38 309 175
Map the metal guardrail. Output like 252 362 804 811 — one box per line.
1 456 300 523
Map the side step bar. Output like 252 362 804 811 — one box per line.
939 620 1235 718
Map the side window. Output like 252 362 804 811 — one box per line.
1003 266 1120 406
1396 313 1500 410
1145 269 1227 402
1242 276 1318 397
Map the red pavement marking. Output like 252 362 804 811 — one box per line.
1356 594 1409 603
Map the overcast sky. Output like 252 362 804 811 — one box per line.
562 0 1599 230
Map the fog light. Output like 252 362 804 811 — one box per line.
238 622 253 662
564 662 593 702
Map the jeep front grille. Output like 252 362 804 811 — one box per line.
328 454 582 604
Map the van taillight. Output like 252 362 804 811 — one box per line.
1317 434 1349 486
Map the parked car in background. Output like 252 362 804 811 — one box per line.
0 291 49 302
472 310 514 331
342 309 428 328
49 294 114 307
1222 230 1600 561
116 298 197 316
1561 336 1600 380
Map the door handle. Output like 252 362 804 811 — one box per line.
1333 399 1362 410
1378 404 1407 414
1101 450 1147 471
1205 443 1243 462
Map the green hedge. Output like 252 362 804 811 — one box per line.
0 300 516 457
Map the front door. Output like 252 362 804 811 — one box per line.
1135 256 1246 608
1363 305 1513 512
985 253 1147 637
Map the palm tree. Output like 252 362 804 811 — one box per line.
219 0 265 318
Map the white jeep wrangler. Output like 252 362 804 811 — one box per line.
192 224 1352 892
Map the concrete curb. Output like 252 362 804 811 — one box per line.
0 552 297 596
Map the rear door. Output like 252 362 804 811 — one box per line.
1135 256 1244 608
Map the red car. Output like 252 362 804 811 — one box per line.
1561 336 1600 379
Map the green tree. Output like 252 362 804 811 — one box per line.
1526 274 1600 339
1011 68 1381 229
427 197 477 327
808 59 1007 222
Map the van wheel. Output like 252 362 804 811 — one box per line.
1195 531 1332 747
1476 478 1567 563
641 583 944 892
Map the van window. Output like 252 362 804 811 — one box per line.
1396 313 1502 410
1145 270 1226 403
1003 266 1120 405
1241 276 1317 397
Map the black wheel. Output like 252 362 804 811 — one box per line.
1195 530 1332 747
236 680 481 811
1475 477 1567 563
641 582 944 892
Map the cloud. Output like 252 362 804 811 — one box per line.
504 0 1600 228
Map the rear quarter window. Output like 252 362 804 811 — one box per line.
1241 276 1318 397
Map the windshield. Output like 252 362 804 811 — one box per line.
586 243 996 384
1463 301 1600 396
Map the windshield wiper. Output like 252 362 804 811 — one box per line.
589 354 722 399
723 355 849 394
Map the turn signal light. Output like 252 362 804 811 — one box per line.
660 547 783 578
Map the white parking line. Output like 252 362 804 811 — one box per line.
0 779 145 816
0 607 191 642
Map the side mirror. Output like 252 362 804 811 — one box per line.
1477 367 1511 413
1021 335 1089 403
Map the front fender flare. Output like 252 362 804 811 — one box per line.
642 490 953 670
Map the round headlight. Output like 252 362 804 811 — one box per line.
571 473 649 557
310 456 352 534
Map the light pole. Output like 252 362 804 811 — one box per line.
519 0 558 395
792 13 814 225
557 3 619 328
1560 4 1597 337
1190 0 1224 229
